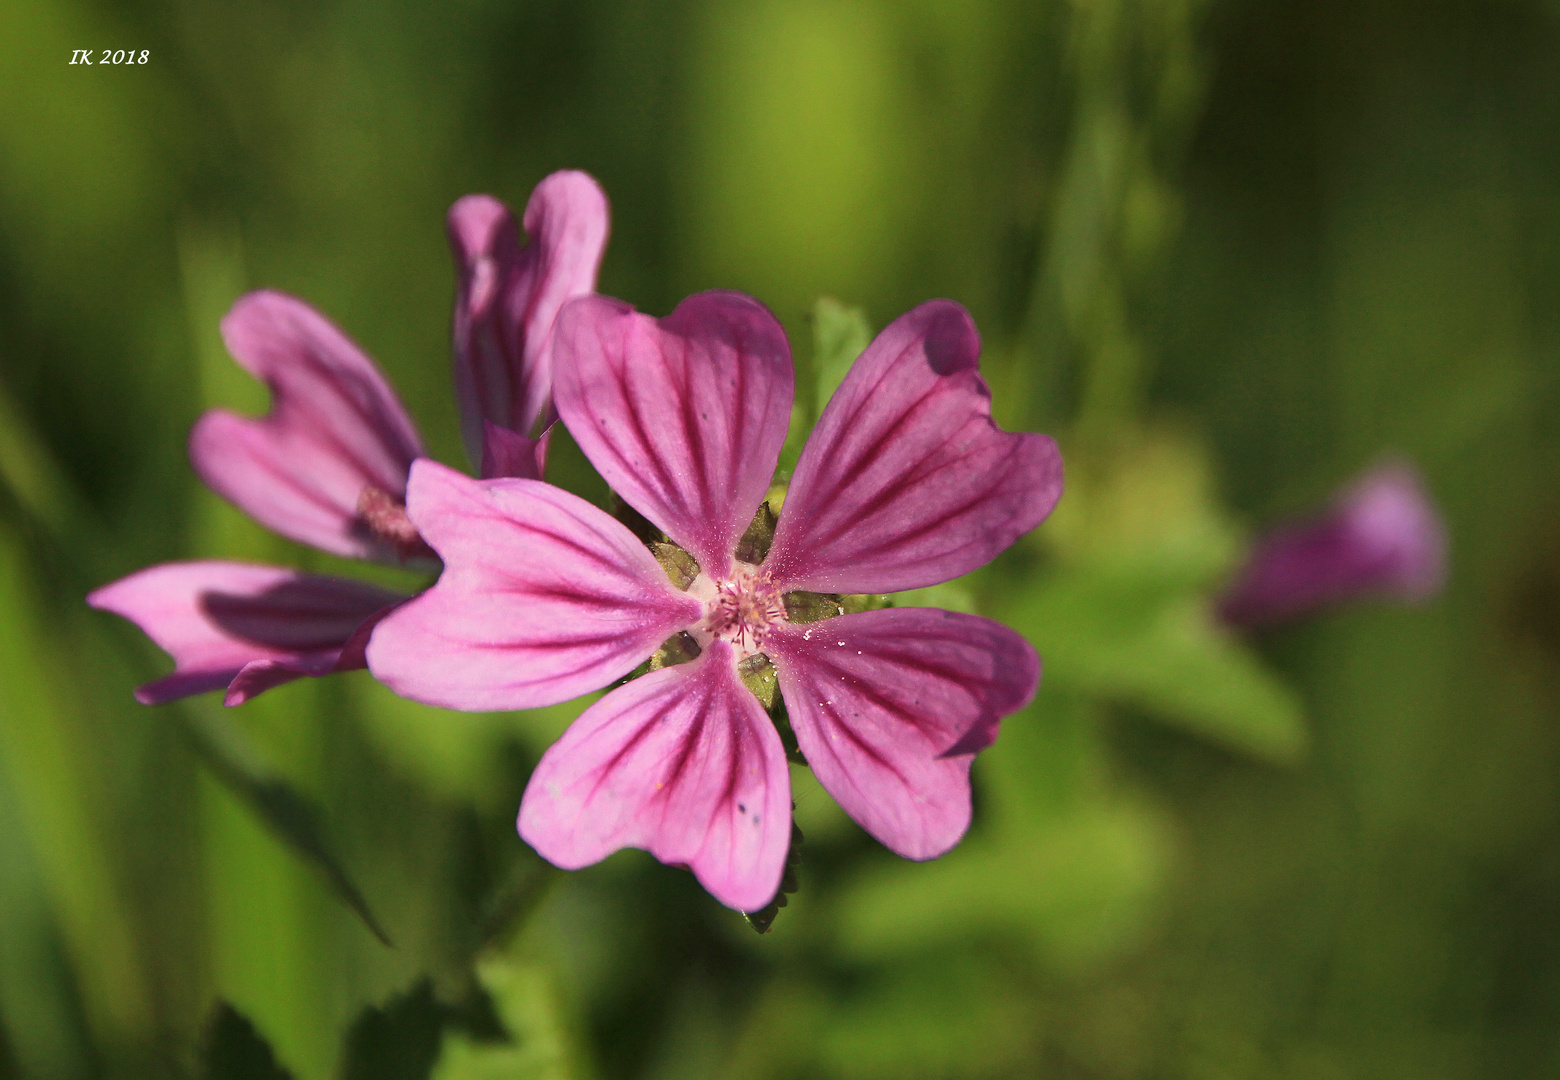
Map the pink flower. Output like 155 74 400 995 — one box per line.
449 172 610 470
1217 460 1446 627
88 562 405 706
90 173 610 705
367 292 1064 910
189 290 436 563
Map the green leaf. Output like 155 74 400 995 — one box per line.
1039 427 1241 589
202 1003 295 1080
0 529 152 1042
433 956 590 1080
340 981 448 1080
834 801 1171 972
814 953 1034 1080
776 298 874 485
179 705 393 946
1007 569 1307 764
0 713 91 1078
811 297 872 418
1007 428 1306 763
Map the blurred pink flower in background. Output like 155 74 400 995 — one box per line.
1217 459 1446 628
368 293 1063 910
90 172 610 705
88 561 405 706
190 290 435 564
449 172 610 475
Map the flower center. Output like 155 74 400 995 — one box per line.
688 564 787 659
356 485 437 565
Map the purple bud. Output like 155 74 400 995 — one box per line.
1218 460 1447 628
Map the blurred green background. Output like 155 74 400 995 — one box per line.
3 0 1560 1076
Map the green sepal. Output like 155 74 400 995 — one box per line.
608 490 662 546
649 631 701 671
742 817 804 934
768 689 808 766
651 542 699 590
840 593 892 614
734 501 778 565
738 652 779 710
784 591 844 623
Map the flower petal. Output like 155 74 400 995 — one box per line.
87 561 407 705
224 597 408 706
518 640 792 911
219 654 341 706
190 291 425 561
449 172 610 463
553 291 794 580
366 459 702 711
765 300 1063 593
479 420 548 480
1218 459 1447 627
765 607 1039 860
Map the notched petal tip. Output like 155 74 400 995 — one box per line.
552 290 794 579
767 301 1062 594
909 298 981 376
448 194 518 267
767 607 1037 861
202 291 424 560
517 643 792 911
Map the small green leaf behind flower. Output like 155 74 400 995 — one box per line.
777 298 874 481
811 297 872 420
1006 571 1306 763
